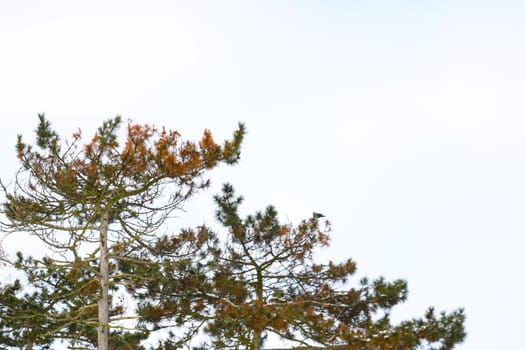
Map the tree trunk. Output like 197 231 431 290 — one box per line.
25 340 33 350
98 210 110 350
252 331 263 350
252 266 263 350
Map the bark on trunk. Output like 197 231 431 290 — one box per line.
252 331 262 350
98 210 110 350
252 266 263 350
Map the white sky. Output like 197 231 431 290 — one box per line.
1 1 524 349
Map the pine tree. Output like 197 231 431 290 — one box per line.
0 115 245 350
139 184 465 350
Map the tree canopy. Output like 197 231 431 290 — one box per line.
0 115 465 350
0 115 244 350
123 184 466 350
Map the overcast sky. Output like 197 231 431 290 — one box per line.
1 1 524 349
